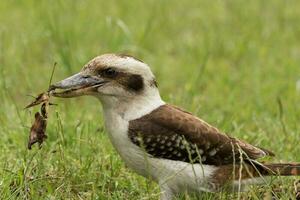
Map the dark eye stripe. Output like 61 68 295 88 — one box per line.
97 67 145 92
125 74 144 92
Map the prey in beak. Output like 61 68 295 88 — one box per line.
49 73 107 98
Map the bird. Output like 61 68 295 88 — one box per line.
49 53 300 200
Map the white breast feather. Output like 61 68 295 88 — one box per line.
101 96 218 196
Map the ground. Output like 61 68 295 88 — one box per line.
0 0 299 199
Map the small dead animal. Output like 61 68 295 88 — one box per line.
25 62 57 150
25 92 50 109
25 92 52 149
28 109 47 149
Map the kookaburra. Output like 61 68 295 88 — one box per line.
50 54 300 200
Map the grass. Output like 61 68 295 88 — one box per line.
0 0 300 199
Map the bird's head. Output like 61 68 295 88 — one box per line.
50 54 162 111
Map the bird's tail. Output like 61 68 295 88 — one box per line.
227 162 300 193
235 162 300 181
213 162 300 192
215 162 300 184
262 163 300 176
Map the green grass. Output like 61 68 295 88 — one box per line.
0 0 300 199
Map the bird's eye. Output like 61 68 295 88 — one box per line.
102 68 118 78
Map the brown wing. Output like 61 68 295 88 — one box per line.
128 104 273 166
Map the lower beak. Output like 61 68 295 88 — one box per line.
49 73 106 98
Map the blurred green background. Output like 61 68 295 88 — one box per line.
0 0 299 199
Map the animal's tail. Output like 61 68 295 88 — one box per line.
229 162 300 194
236 162 300 180
262 163 300 176
214 162 300 185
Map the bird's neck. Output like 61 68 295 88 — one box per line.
96 89 164 178
97 88 165 121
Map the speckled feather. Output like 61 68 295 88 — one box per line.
128 104 273 166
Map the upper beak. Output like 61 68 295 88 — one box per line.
49 73 106 98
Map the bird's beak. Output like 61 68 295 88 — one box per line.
49 73 106 98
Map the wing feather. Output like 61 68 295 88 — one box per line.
128 104 273 166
